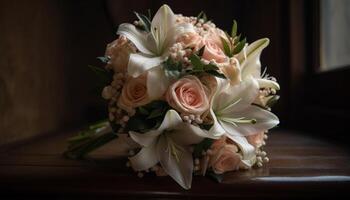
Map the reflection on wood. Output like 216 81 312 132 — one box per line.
0 129 349 198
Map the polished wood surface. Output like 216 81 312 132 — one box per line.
1 129 350 199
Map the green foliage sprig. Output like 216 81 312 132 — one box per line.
126 101 171 133
221 20 247 57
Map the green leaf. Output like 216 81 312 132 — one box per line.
202 12 208 22
197 45 206 57
164 57 182 72
199 123 213 130
206 70 226 79
221 37 232 57
197 11 204 19
207 172 224 183
231 20 237 38
234 33 241 44
126 116 153 132
233 37 246 54
196 11 208 22
126 101 170 132
88 65 112 86
134 11 151 32
147 107 165 119
203 63 219 71
138 106 150 115
189 54 203 71
97 56 110 64
193 138 214 158
147 9 152 19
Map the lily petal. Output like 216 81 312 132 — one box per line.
128 53 164 77
215 77 259 115
157 135 193 190
208 108 226 138
220 105 279 137
147 66 170 99
234 106 279 135
117 23 156 55
151 4 175 54
257 78 280 90
171 122 216 146
237 38 269 79
226 135 256 168
158 110 183 132
163 23 195 51
129 130 161 147
129 143 158 171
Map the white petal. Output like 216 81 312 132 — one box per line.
257 78 280 90
235 106 279 135
128 54 164 77
157 110 183 132
151 4 175 53
210 78 230 111
171 123 217 146
215 77 259 115
129 143 158 171
147 66 170 99
164 23 195 50
157 135 193 190
226 135 256 168
220 105 279 137
129 130 160 147
208 109 226 138
117 23 155 55
236 38 269 79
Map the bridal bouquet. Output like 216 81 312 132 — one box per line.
65 5 280 189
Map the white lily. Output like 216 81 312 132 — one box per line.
117 5 194 99
129 110 212 190
208 76 279 167
236 38 280 90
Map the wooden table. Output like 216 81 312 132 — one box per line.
1 129 350 199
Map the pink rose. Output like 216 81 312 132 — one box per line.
202 39 227 63
176 32 204 51
118 74 150 113
166 76 209 115
210 136 227 154
205 27 226 49
246 132 265 148
198 74 218 98
105 36 136 72
210 144 241 174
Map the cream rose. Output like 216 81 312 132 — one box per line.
105 36 136 72
118 74 150 113
176 32 204 51
210 143 241 174
218 58 242 85
166 75 209 115
202 39 227 63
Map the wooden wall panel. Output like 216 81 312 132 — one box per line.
0 0 113 146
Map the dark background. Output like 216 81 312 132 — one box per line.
0 0 349 147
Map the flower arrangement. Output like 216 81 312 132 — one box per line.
64 5 280 190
